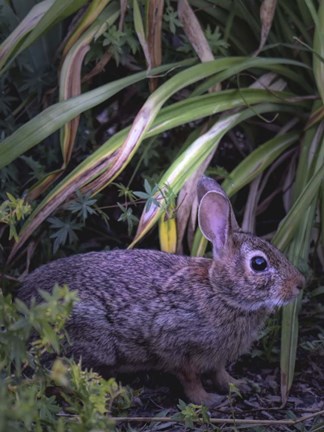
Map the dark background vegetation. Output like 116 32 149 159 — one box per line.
0 0 323 430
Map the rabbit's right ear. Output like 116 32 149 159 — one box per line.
197 176 238 258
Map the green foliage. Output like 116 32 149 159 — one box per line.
48 216 82 254
53 360 131 430
0 193 31 241
65 191 98 223
205 25 229 56
114 182 137 204
133 179 161 210
20 156 46 183
164 2 182 34
0 286 132 432
117 203 138 236
0 285 76 375
174 399 211 429
134 179 176 214
102 24 139 65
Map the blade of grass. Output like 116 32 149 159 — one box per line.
27 3 120 200
131 104 299 247
221 132 301 196
76 58 309 196
146 0 164 91
58 3 119 163
133 0 151 68
279 114 324 404
9 91 302 260
178 0 214 62
190 130 301 257
254 0 278 56
311 0 324 103
159 212 177 253
62 0 111 57
0 59 194 170
0 0 55 70
0 0 88 74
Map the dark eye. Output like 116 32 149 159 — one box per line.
251 256 268 272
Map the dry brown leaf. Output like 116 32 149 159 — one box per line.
250 71 286 91
176 142 216 254
147 0 164 91
178 0 214 62
118 0 128 31
254 0 278 56
178 0 220 92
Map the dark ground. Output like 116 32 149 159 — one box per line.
114 355 323 431
113 297 324 431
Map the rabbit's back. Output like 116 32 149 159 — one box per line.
20 249 212 372
21 249 190 302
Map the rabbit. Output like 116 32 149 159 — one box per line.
18 176 305 407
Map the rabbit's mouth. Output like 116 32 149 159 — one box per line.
268 289 301 309
243 294 296 312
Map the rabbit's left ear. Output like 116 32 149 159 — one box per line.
198 191 232 258
197 176 239 230
197 176 239 258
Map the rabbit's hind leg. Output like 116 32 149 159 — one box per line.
176 367 225 407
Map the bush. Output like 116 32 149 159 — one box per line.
0 286 132 432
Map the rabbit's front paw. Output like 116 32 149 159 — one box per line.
184 386 225 407
232 378 251 394
211 367 249 394
199 392 226 408
177 369 225 407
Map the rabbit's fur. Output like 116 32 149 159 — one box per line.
18 177 305 406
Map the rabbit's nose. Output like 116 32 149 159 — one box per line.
291 285 302 298
298 273 306 289
292 274 305 295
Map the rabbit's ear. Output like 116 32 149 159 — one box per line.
198 191 232 258
197 176 226 201
197 176 239 231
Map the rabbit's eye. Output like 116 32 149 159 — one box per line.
251 256 268 272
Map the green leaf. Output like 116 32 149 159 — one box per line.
9 87 307 259
0 0 88 74
117 203 138 236
65 191 98 222
48 216 82 253
0 60 193 170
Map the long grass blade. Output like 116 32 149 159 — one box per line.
131 105 299 247
0 0 55 70
190 131 301 257
255 0 278 56
279 116 324 404
62 0 111 56
311 0 324 103
9 91 302 259
27 3 120 201
59 3 119 163
0 60 193 170
0 0 88 74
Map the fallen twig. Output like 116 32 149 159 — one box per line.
111 409 324 426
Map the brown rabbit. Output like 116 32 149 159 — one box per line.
18 176 305 406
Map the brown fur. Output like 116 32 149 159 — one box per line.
18 177 305 406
